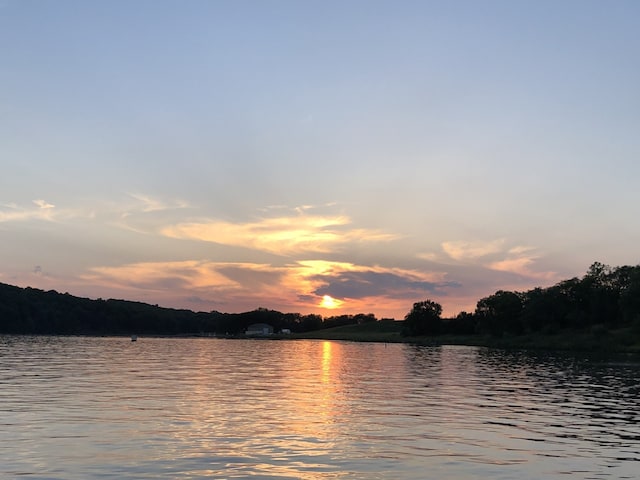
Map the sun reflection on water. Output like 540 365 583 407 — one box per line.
321 340 333 385
5 338 638 479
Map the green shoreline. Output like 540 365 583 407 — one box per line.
289 321 640 354
10 327 640 355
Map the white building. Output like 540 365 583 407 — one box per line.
245 323 274 336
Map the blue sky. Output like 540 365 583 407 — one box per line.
1 0 639 318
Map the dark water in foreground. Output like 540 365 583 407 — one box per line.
1 336 639 479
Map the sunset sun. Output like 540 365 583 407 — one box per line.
320 295 341 309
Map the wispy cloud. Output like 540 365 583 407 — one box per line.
161 212 398 255
84 261 237 292
488 246 557 281
33 199 55 209
416 252 439 262
1 194 186 227
439 239 556 281
0 200 57 222
126 193 191 214
441 239 505 261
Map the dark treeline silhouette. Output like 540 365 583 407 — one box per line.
0 283 375 335
403 262 640 337
2 262 639 338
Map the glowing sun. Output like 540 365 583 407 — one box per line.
320 295 341 309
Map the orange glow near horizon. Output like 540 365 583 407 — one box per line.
319 294 342 310
72 255 465 318
66 257 476 319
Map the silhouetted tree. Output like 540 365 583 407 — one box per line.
520 287 566 333
300 314 323 331
445 311 477 335
617 265 640 326
323 314 358 329
476 290 523 335
402 300 442 336
354 313 376 324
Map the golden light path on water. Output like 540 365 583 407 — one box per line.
1 337 639 479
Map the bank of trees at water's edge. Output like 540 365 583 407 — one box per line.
1 262 639 339
403 262 640 339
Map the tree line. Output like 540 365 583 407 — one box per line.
0 283 378 335
403 262 640 337
1 262 639 337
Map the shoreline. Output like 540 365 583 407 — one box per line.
4 326 640 355
290 324 640 354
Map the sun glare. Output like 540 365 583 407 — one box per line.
320 295 341 309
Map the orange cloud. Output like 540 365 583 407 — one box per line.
161 214 397 255
488 247 557 281
441 239 505 261
79 258 450 318
81 260 296 312
84 261 235 290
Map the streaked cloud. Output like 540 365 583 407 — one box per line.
84 261 237 292
438 239 557 282
442 239 505 261
0 194 190 232
161 212 398 255
416 252 439 262
126 193 191 214
488 246 557 281
0 200 57 222
33 199 55 209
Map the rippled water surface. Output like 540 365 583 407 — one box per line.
1 336 639 479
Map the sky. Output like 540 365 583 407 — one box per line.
1 0 639 319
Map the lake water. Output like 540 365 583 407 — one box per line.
1 336 639 479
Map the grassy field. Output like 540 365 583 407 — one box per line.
291 320 405 343
291 320 640 353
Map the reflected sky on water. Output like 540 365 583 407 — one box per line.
1 336 639 479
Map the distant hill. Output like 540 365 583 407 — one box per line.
0 283 216 335
0 283 321 336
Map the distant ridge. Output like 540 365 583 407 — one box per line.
0 282 319 335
